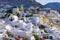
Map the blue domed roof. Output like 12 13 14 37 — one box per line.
12 6 17 8
12 6 19 8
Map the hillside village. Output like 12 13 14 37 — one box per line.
0 0 60 40
0 4 60 40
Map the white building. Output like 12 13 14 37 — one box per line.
8 14 18 22
11 30 35 40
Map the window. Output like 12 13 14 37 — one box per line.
0 32 3 34
15 25 18 28
9 17 14 21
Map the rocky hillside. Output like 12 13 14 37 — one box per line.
44 2 60 10
0 0 43 8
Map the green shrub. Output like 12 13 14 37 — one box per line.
6 9 12 13
1 16 6 19
44 29 48 33
34 34 40 40
2 37 7 40
17 13 20 17
26 14 33 17
8 34 13 37
23 38 28 40
39 25 45 29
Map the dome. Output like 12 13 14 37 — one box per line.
12 6 19 8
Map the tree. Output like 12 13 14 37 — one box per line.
5 13 10 17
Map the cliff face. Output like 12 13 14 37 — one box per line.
0 0 43 8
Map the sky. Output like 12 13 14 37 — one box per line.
36 0 60 5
